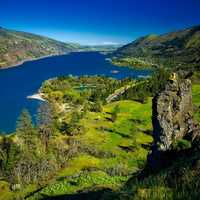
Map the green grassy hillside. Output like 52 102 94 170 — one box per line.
0 72 199 200
99 74 200 200
103 148 200 200
112 25 200 69
27 99 152 199
0 76 153 200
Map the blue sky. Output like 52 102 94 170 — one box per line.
1 0 200 45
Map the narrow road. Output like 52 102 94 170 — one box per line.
106 81 146 103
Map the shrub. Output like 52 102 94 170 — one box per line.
90 101 102 112
172 139 191 151
111 105 120 122
106 163 131 176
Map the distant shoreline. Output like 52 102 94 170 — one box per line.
0 51 115 70
0 53 71 70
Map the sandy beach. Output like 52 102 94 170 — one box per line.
27 93 46 101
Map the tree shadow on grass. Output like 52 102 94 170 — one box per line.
95 126 131 138
41 188 116 200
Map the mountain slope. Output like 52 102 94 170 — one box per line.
0 27 80 68
113 25 200 69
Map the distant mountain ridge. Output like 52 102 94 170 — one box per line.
0 27 80 68
82 44 122 52
113 25 200 69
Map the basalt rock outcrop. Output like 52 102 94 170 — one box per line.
148 72 200 170
153 73 194 150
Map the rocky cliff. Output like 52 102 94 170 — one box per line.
153 73 194 150
148 72 200 170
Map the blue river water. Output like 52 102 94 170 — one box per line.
0 52 150 133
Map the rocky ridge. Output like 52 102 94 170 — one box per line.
149 72 200 169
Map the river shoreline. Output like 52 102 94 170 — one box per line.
0 53 71 70
0 51 151 133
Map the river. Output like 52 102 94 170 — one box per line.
0 52 150 133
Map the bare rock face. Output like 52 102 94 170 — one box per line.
148 73 200 170
152 73 193 151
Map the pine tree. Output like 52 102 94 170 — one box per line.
62 111 84 136
111 105 120 122
37 103 54 150
16 109 34 134
16 109 36 148
90 100 102 112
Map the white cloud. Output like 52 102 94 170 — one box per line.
101 41 119 45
